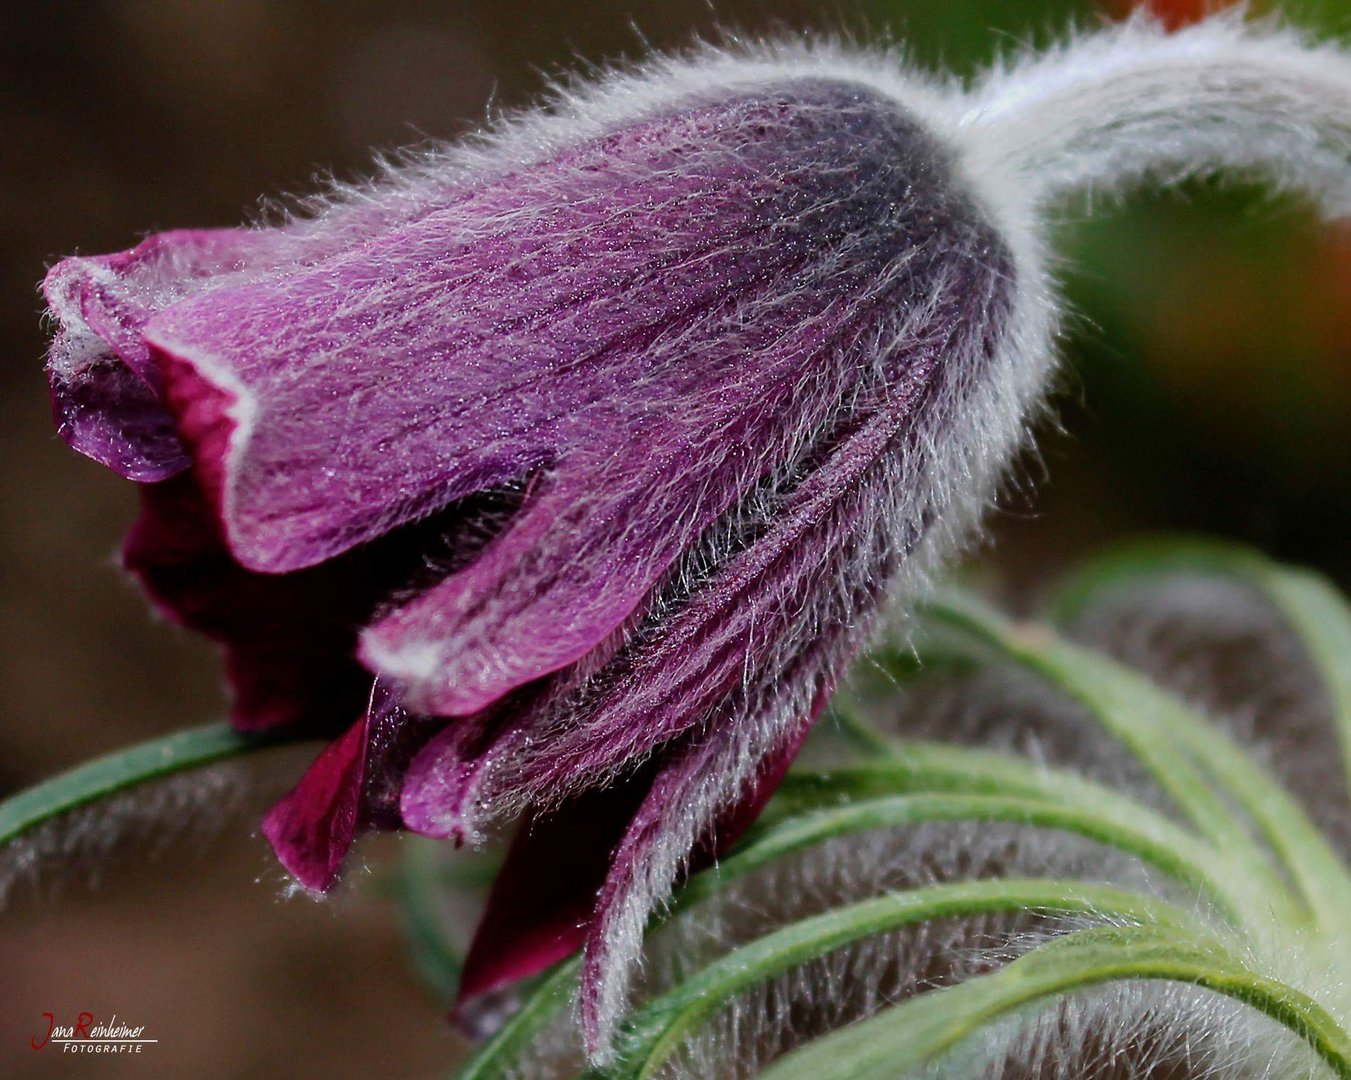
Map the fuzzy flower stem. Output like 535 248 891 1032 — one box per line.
962 12 1351 218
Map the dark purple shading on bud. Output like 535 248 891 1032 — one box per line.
42 76 1013 1041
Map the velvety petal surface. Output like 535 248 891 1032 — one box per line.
42 167 494 481
139 81 976 716
414 127 1014 1046
451 709 813 1030
452 766 657 1016
397 181 1012 848
261 714 370 892
578 699 822 1052
44 229 268 480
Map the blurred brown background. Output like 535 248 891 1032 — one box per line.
3 0 1351 1076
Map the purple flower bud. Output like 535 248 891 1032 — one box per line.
47 68 1017 1041
47 13 1351 1054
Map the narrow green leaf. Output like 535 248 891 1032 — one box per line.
1048 539 1351 932
456 957 581 1080
677 789 1241 927
457 768 1219 1075
760 924 1351 1080
921 594 1305 929
1052 536 1351 768
768 740 1260 927
397 839 465 1002
609 882 1197 1080
0 722 307 847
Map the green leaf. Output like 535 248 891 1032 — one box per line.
395 838 466 1002
456 957 581 1080
1053 536 1351 811
607 881 1196 1080
1048 538 1351 933
679 788 1240 927
0 721 308 847
478 769 1238 1075
759 924 1351 1080
920 593 1310 930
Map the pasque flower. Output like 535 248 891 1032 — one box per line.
41 12 1351 1052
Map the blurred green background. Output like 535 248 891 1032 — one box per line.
2 1 1350 1076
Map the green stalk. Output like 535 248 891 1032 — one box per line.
1051 539 1351 774
456 771 1246 1077
396 839 465 1001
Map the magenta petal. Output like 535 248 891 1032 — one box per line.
396 711 513 843
50 361 189 481
124 477 381 732
133 85 956 724
41 73 1028 1020
579 694 822 1052
360 451 748 715
450 704 815 1040
452 772 656 1014
261 685 444 891
124 476 514 733
74 230 256 378
261 716 370 891
398 629 629 840
42 230 263 480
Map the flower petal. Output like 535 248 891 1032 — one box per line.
397 621 630 842
50 357 189 482
124 477 382 732
124 476 519 732
260 683 445 890
409 243 1011 821
448 693 818 1046
452 769 657 1016
578 644 836 1053
43 230 268 480
135 86 967 691
261 714 370 892
393 709 516 845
